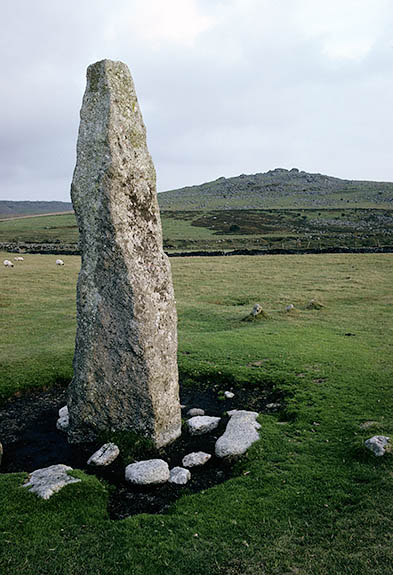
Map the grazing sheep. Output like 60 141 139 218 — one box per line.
3 259 14 267
56 259 64 266
14 256 24 261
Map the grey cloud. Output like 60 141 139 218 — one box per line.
1 0 393 201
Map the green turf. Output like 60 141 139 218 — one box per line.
1 252 393 574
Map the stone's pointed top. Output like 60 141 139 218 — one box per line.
87 59 131 74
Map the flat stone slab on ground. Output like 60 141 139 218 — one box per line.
224 391 235 399
215 410 261 459
365 435 390 456
169 466 191 485
187 416 221 435
125 459 170 485
87 443 120 466
22 464 81 499
182 452 211 468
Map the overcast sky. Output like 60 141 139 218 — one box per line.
1 0 393 201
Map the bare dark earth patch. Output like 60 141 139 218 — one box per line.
0 383 282 519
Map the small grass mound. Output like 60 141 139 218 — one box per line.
242 303 269 321
306 298 324 310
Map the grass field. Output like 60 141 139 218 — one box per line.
1 251 393 574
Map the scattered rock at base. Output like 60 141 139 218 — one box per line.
56 406 69 432
56 417 69 432
187 408 205 417
125 459 170 485
306 299 324 310
59 405 68 418
87 443 120 466
182 452 211 468
224 391 235 399
169 466 191 485
215 410 261 460
243 303 269 321
22 464 81 499
365 435 391 456
187 416 221 436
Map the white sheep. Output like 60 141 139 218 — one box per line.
3 259 14 267
14 256 24 261
56 259 65 266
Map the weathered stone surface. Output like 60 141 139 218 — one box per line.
182 452 211 468
125 459 169 485
87 443 120 466
169 466 191 485
67 60 181 448
22 464 81 499
365 435 390 456
215 410 261 459
187 416 221 435
224 391 234 399
187 408 205 417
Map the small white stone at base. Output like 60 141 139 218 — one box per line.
87 443 120 466
215 410 260 459
182 452 211 468
125 459 169 485
187 408 205 417
169 466 191 485
187 416 221 435
59 405 68 418
56 415 69 432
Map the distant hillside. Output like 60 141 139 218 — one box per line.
158 168 393 210
0 201 73 219
2 169 393 216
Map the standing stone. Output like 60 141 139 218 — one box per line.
67 60 181 448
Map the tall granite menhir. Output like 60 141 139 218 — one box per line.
67 60 181 447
